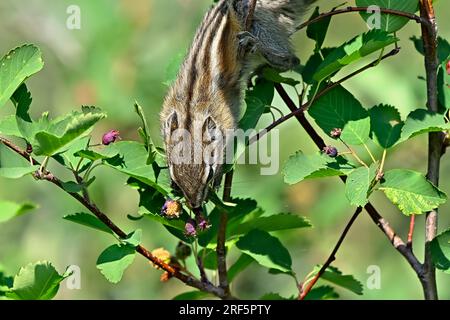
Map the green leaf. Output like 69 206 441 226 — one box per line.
283 150 353 185
307 7 331 51
379 169 447 215
6 261 66 300
52 136 91 170
105 141 170 195
303 285 340 300
308 85 370 144
236 229 292 272
411 36 450 63
262 68 300 86
0 143 39 178
163 51 184 86
60 181 84 193
0 115 21 137
238 96 265 132
228 254 254 283
33 106 106 156
313 30 397 81
63 212 114 235
173 291 212 300
230 214 311 237
341 117 371 145
302 52 323 84
250 77 274 106
198 249 217 270
96 244 136 283
356 0 419 33
369 104 403 148
0 44 44 108
0 201 35 223
123 229 142 247
430 229 450 274
74 145 119 161
345 164 378 207
400 109 450 142
312 265 363 295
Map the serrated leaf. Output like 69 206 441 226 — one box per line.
173 290 212 300
379 169 447 215
313 30 397 81
430 229 450 274
123 229 142 247
96 244 136 283
400 109 449 142
236 229 292 272
0 45 44 108
105 141 170 195
356 0 419 33
230 214 311 237
0 201 35 223
134 101 158 164
308 85 370 145
302 52 323 84
63 212 113 235
6 261 66 300
311 265 363 295
369 104 403 148
52 136 91 170
33 107 106 156
341 117 371 145
303 285 340 300
228 254 254 283
283 150 354 185
345 164 378 207
307 7 331 51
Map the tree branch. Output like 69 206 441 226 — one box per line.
0 136 234 300
217 170 234 299
296 6 427 32
419 0 440 300
274 84 424 279
299 207 363 300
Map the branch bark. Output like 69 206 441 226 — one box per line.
296 6 427 32
419 0 440 300
0 136 234 300
299 207 363 300
217 170 234 299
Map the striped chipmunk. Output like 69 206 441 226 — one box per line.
161 0 316 210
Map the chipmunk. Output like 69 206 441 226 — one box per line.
161 0 316 209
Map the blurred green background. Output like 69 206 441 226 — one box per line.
0 0 449 299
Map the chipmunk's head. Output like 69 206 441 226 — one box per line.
161 108 228 209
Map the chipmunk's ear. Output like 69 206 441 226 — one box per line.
165 111 179 136
202 116 220 143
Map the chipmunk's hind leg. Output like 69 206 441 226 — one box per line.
230 0 302 71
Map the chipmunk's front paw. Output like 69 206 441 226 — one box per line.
237 31 258 55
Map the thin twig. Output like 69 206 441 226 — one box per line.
217 170 234 299
296 6 427 32
420 0 440 300
300 207 363 300
249 47 400 145
340 138 369 168
0 136 233 300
